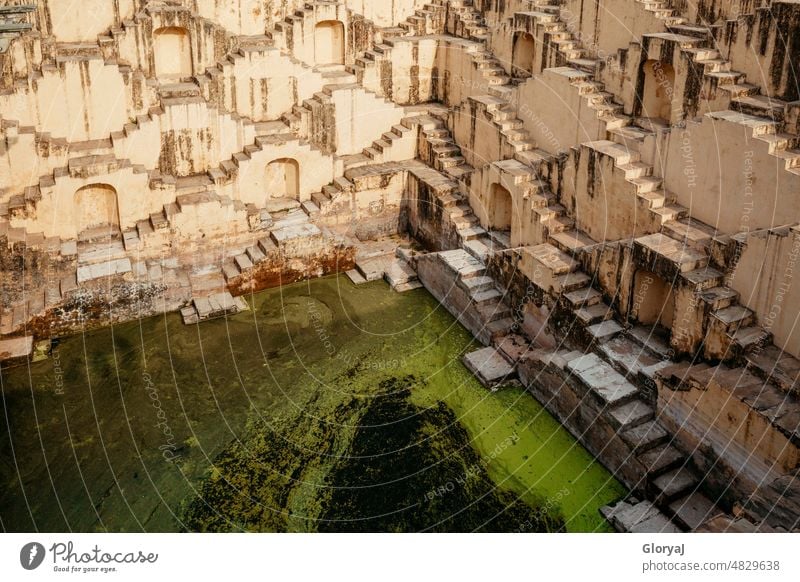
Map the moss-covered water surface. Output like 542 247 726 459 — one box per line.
0 275 625 532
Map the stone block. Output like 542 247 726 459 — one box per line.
463 347 515 389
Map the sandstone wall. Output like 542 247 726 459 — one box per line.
729 225 800 359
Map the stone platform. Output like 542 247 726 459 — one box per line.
463 346 516 390
0 336 34 368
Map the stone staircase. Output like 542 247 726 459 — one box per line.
291 64 410 157
474 312 720 531
455 94 543 169
704 110 800 176
504 2 800 192
581 139 688 233
267 0 445 69
416 115 475 180
3 153 149 226
220 208 323 283
634 0 688 27
383 248 424 292
633 226 772 360
357 110 421 166
518 242 622 341
631 0 790 120
447 0 491 42
128 178 251 252
417 248 515 345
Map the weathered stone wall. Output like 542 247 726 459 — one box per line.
663 113 800 235
486 248 558 345
227 240 355 296
729 225 800 359
416 252 496 344
193 0 306 37
656 367 800 514
517 355 651 493
316 166 408 240
714 1 800 102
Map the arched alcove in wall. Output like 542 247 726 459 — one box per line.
641 60 675 122
315 20 345 65
512 32 536 77
488 183 513 232
631 269 675 330
265 158 300 200
74 184 120 234
154 26 193 79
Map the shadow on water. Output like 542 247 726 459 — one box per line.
0 275 626 532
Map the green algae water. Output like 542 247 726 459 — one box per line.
0 275 625 532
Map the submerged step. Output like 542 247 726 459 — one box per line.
463 346 516 390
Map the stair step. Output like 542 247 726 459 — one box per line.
575 302 614 325
566 353 639 405
712 305 754 333
564 286 602 308
652 467 698 504
346 268 368 285
620 420 669 454
668 492 718 531
637 444 686 478
472 288 502 305
555 271 591 293
602 500 681 533
609 399 655 430
234 254 253 272
586 320 624 343
246 245 266 264
461 275 496 294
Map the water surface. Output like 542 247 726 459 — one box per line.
0 275 625 532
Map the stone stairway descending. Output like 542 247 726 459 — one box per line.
503 2 800 195
345 241 422 292
651 357 800 531
3 153 150 227
630 0 789 118
220 207 324 284
269 0 445 56
289 64 410 157
4 92 304 230
541 1 800 175
357 111 421 166
502 7 660 154
641 29 793 125
447 0 491 42
516 241 617 340
383 246 424 292
452 93 554 180
581 139 689 232
484 316 733 531
417 248 515 345
311 174 356 211
181 263 248 325
633 224 772 360
407 154 508 263
416 114 475 180
634 0 688 27
703 111 800 176
131 175 251 252
538 66 646 143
